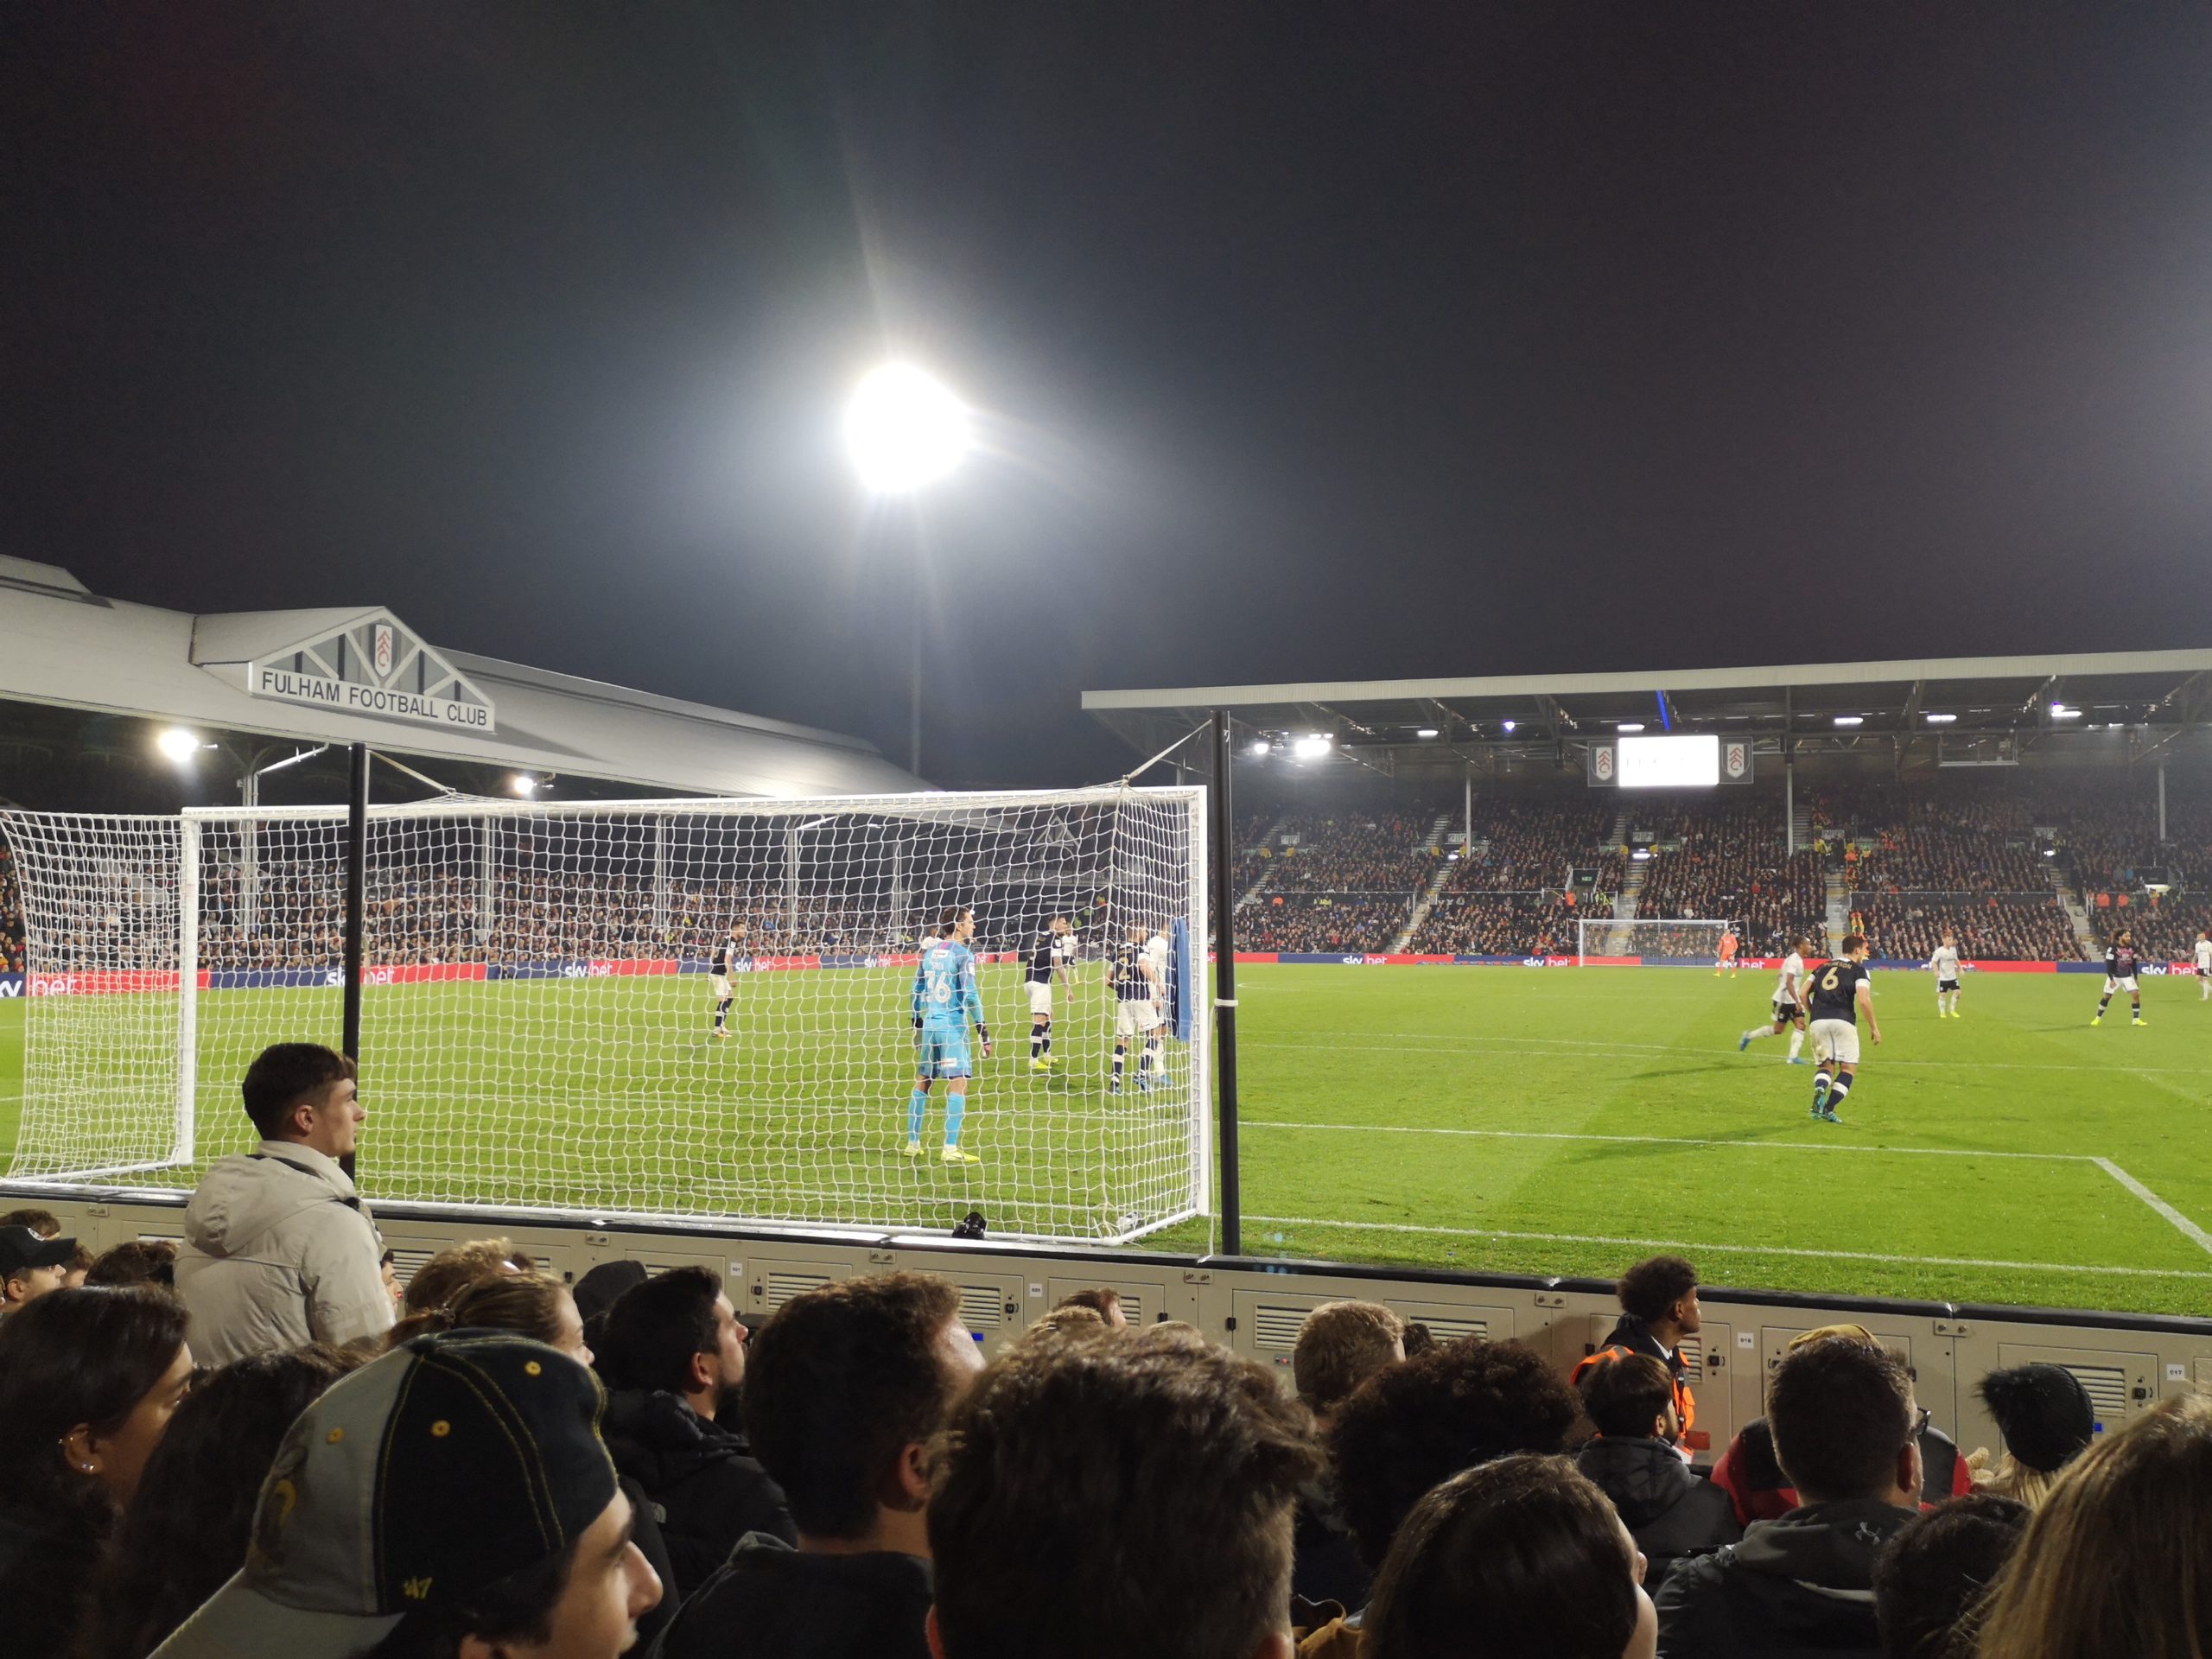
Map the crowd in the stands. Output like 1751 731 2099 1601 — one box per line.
4 778 2210 971
1848 894 2084 965
1634 800 1828 955
6 1126 2202 1659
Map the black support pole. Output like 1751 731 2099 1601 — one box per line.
340 741 369 1180
1209 709 1242 1256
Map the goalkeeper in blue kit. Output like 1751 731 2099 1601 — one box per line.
905 905 990 1165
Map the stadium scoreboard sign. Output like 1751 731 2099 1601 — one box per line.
249 615 496 734
1587 734 1752 787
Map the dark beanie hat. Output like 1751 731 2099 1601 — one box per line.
1977 1363 2096 1472
572 1259 649 1324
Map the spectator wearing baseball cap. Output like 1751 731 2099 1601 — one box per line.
0 1221 77 1313
150 1330 660 1659
1974 1363 2097 1510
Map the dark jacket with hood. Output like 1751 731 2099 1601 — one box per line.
602 1389 797 1597
1653 1497 1914 1659
1575 1435 1741 1588
652 1531 933 1659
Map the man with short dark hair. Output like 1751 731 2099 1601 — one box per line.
0 1223 76 1314
927 1325 1320 1659
174 1043 392 1363
1289 1300 1407 1611
657 1272 982 1659
597 1266 795 1596
1576 1254 1701 1442
1656 1338 1924 1657
1575 1351 1740 1588
1871 1494 2029 1659
149 1330 660 1659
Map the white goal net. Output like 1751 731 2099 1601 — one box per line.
0 787 1209 1245
1576 917 1738 964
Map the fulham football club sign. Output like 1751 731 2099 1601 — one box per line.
248 613 496 734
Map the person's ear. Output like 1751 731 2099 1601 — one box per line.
1897 1433 1923 1503
890 1440 931 1510
1245 1633 1294 1659
60 1424 104 1480
688 1347 717 1394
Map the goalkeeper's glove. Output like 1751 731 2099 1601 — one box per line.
976 1024 992 1058
912 1015 924 1030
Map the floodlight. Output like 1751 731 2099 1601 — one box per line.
1293 735 1332 760
1247 740 1271 759
1925 712 1957 724
1616 723 1644 734
845 364 971 493
156 728 200 765
1416 728 1440 739
512 774 537 797
1834 715 1864 727
1501 720 1516 733
1631 848 1651 861
2050 706 2082 720
2043 849 2056 858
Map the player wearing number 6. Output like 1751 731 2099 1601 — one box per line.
905 906 989 1165
1806 933 1881 1125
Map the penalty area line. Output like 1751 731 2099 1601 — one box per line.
2093 1158 2212 1258
1243 1213 2212 1282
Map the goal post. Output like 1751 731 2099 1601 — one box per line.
1576 917 1738 965
0 786 1211 1245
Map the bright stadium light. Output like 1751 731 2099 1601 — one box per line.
1616 722 1644 734
1501 719 1516 733
845 364 971 494
1293 734 1332 760
1834 715 1864 727
156 728 201 765
512 773 537 797
1247 740 1270 759
1416 728 1440 739
1925 712 1957 724
2051 705 2082 720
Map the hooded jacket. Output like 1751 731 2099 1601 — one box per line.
1576 1435 1742 1588
1654 1498 1913 1659
174 1141 392 1364
654 1532 932 1659
602 1389 797 1597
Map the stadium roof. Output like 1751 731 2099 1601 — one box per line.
0 557 918 798
1084 651 2212 777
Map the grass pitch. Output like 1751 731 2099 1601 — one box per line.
3 964 2209 1316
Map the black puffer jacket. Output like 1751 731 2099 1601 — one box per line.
1654 1497 1912 1659
0 1506 97 1659
1575 1436 1741 1590
602 1390 795 1598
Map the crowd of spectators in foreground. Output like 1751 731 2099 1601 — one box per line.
3 1045 2206 1659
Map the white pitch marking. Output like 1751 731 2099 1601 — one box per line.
1247 1032 2212 1077
1243 1119 2089 1163
2093 1159 2212 1258
1244 1213 2212 1282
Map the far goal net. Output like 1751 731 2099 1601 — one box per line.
1576 918 1738 965
0 787 1208 1245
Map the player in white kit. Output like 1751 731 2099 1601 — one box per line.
2196 929 2211 1001
1929 931 1963 1019
1738 935 1810 1062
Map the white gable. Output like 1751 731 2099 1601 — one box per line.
196 609 495 735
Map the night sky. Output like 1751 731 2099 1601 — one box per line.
9 5 2212 789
